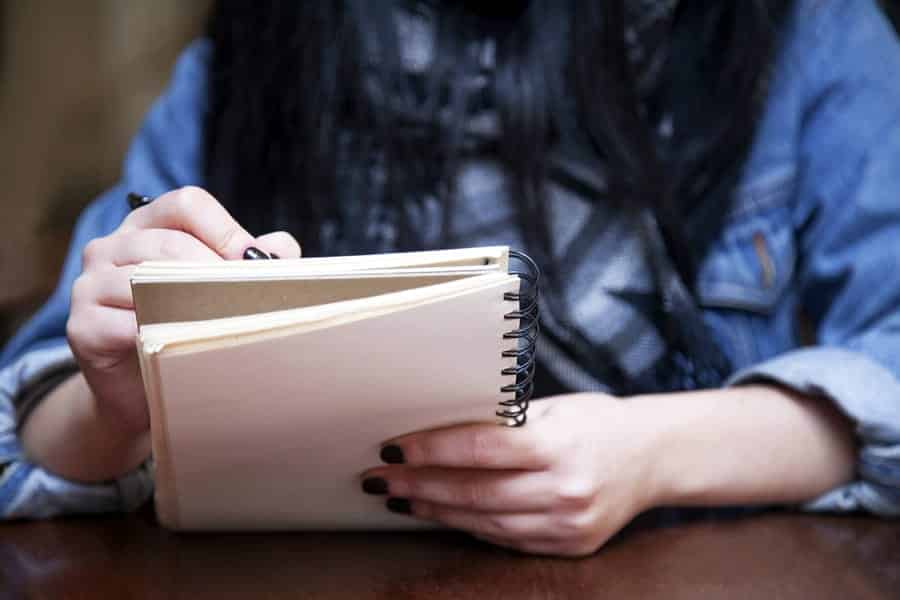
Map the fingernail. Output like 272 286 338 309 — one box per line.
243 246 270 260
380 445 405 464
361 477 389 495
386 497 412 515
270 252 280 259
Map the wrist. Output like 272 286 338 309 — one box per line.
626 389 728 508
624 393 689 509
627 384 856 509
22 372 151 482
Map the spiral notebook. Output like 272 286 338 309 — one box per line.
131 246 539 531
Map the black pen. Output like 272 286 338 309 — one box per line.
126 192 275 259
127 192 153 211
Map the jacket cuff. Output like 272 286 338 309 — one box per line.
1 343 154 518
726 346 900 517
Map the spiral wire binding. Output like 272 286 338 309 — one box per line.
498 249 541 427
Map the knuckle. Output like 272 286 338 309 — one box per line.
175 185 212 205
214 225 244 255
66 311 101 356
555 510 596 536
169 185 211 216
179 185 209 197
70 274 92 305
171 187 196 213
554 477 597 510
65 313 84 346
81 237 107 268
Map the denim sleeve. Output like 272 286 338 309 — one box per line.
0 38 210 519
728 0 900 516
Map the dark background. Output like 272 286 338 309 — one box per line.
0 1 897 346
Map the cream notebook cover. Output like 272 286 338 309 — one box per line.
131 246 539 530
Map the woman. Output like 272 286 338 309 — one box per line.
1 0 898 556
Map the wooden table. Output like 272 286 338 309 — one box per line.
2 510 898 599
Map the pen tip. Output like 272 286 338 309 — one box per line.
127 193 153 210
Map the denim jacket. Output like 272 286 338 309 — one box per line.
2 0 899 518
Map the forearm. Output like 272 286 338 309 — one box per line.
634 384 857 508
20 372 151 483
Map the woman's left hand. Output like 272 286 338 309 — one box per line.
361 393 666 557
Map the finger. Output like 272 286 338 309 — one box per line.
67 304 138 358
84 228 223 269
406 500 552 540
73 266 137 309
253 231 302 259
383 423 552 470
364 467 558 512
120 186 254 259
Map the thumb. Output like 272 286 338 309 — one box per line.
252 231 302 259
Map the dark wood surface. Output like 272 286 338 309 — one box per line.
2 510 898 599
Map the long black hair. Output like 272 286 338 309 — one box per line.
205 0 792 285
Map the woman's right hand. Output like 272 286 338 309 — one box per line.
66 186 302 437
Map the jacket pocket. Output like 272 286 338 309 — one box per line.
695 164 798 314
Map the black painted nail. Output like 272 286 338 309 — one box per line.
386 497 412 515
362 477 389 495
243 246 271 260
380 445 405 464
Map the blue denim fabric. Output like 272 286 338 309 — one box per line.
2 0 899 518
0 39 208 518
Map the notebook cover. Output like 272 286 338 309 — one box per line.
132 274 474 326
146 277 518 530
